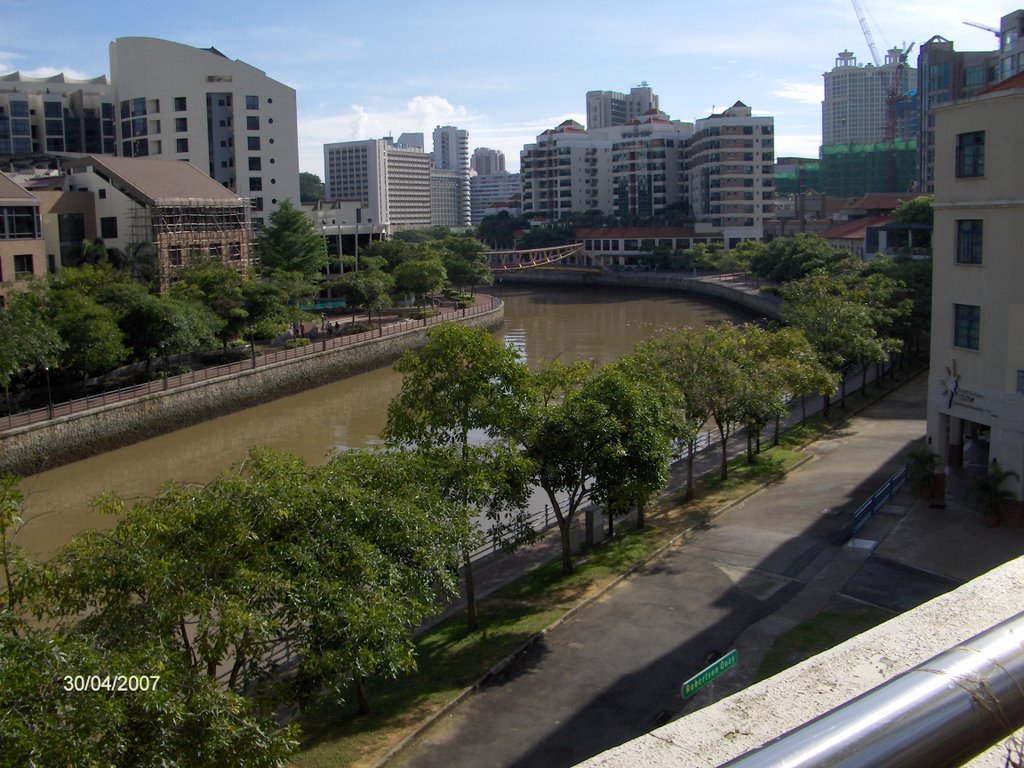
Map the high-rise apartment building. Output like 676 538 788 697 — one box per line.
471 147 506 177
323 136 431 233
522 98 773 241
521 119 607 221
822 48 917 146
109 37 299 226
915 11 1024 193
687 102 774 244
586 84 659 130
0 73 116 157
926 72 1024 508
521 110 695 223
470 172 521 225
431 125 470 227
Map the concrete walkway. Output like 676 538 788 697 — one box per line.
388 374 988 768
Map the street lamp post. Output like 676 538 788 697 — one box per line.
43 364 54 419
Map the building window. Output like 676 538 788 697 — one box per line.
168 246 183 266
956 131 985 178
13 254 33 278
177 138 189 153
100 216 118 239
248 157 262 171
229 243 242 261
247 136 261 151
175 117 188 132
98 189 106 200
246 95 259 110
249 177 262 191
1018 370 1024 396
956 220 983 264
954 304 981 350
247 116 259 130
174 97 187 111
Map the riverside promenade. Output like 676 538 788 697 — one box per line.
386 371 1024 768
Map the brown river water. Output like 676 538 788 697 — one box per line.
14 284 745 556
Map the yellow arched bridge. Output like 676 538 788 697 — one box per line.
488 242 599 273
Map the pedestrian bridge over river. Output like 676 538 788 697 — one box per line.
488 242 594 272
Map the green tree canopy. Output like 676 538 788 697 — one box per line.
383 323 533 629
256 200 326 278
298 172 325 203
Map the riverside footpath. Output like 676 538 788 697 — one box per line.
386 371 1024 768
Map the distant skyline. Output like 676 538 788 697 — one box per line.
1 0 1013 178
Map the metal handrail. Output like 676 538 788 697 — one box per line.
721 611 1024 768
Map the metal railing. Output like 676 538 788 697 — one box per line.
722 611 1024 768
841 462 909 542
2 295 501 433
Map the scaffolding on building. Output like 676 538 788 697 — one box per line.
131 197 254 290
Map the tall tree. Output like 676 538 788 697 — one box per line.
256 200 326 279
298 172 325 203
781 271 888 413
393 255 447 306
383 323 532 631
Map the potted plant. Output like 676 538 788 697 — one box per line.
907 446 940 499
975 460 1019 527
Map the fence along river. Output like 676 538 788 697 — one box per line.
14 285 745 556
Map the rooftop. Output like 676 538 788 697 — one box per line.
63 156 246 207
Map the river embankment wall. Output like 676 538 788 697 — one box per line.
0 303 503 477
496 269 782 320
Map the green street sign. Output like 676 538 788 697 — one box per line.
682 649 739 699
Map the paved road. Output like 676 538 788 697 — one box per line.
391 377 929 768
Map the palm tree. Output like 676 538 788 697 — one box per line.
975 460 1019 526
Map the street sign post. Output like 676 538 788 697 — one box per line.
682 649 739 699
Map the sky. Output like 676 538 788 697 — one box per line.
0 0 1013 177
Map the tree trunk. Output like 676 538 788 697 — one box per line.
608 510 614 538
773 414 781 447
355 675 370 715
558 517 574 575
719 426 729 481
746 428 754 464
823 392 831 418
636 501 645 530
861 362 868 395
462 548 478 632
840 376 847 409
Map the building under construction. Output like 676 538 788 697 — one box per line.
819 139 917 197
63 155 252 290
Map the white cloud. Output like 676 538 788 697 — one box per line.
774 133 821 160
297 98 580 176
16 65 98 80
773 81 823 106
0 50 24 73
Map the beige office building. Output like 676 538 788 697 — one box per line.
0 172 46 300
927 72 1024 505
324 137 431 232
109 38 299 228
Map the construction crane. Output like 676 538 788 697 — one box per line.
851 0 882 65
963 20 1000 37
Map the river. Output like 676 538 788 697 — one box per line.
14 284 746 556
